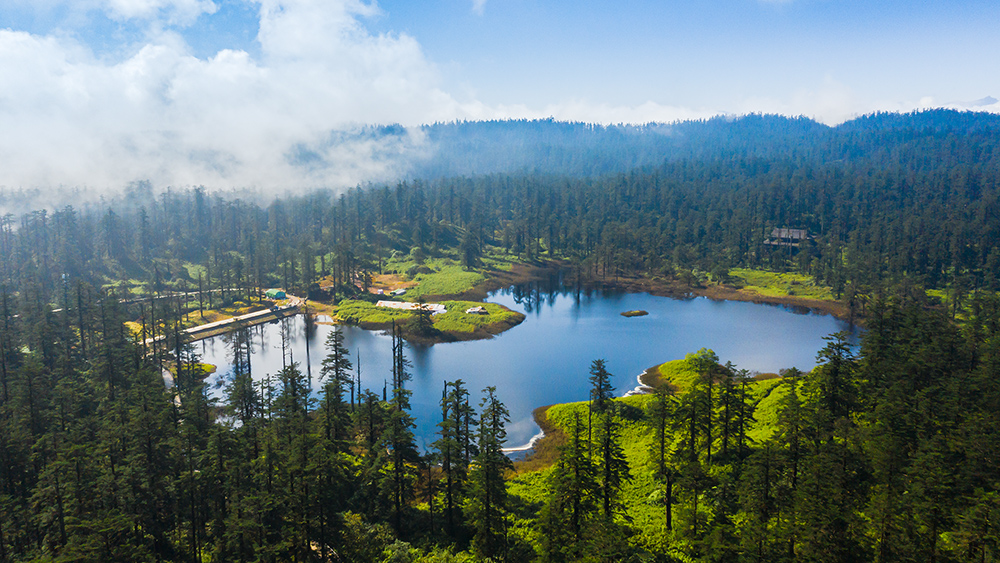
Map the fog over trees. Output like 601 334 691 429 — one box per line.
1 110 999 561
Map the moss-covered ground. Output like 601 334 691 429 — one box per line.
642 358 703 392
333 299 413 326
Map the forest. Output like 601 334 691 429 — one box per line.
1 109 1000 561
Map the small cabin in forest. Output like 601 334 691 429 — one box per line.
265 288 286 299
764 228 810 248
466 306 488 315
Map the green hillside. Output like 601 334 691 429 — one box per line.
510 350 798 556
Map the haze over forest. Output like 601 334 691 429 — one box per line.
4 2 1000 562
2 0 999 194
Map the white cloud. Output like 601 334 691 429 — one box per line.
733 75 860 125
1 1 995 199
103 0 218 24
0 0 466 192
471 0 487 16
6 0 218 25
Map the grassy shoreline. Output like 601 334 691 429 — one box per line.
467 258 854 323
581 268 853 323
513 405 567 474
155 256 856 345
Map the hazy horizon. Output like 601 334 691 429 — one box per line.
2 0 998 192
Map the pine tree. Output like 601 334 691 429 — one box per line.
739 443 779 562
319 327 352 449
648 386 677 532
270 361 314 561
469 386 513 561
594 400 630 520
433 379 473 537
540 411 597 561
588 358 614 415
809 332 857 435
377 322 420 535
687 348 718 464
224 327 258 431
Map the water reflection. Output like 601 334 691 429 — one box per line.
201 280 858 450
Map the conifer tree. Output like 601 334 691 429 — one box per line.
377 322 420 535
319 327 352 449
687 348 718 464
540 411 597 561
592 397 629 520
648 385 677 532
588 358 614 415
588 358 614 459
433 379 473 537
469 386 512 561
809 332 857 435
270 361 314 562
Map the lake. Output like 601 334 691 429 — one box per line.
199 281 857 450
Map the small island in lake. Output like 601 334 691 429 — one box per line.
334 298 525 344
620 309 649 317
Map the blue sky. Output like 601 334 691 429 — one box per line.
1 0 998 191
375 0 1000 114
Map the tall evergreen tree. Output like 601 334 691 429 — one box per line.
319 327 352 449
433 379 473 538
469 386 513 561
540 411 597 562
648 386 677 532
588 358 614 415
377 322 420 535
593 400 630 520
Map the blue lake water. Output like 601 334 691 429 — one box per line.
200 283 857 450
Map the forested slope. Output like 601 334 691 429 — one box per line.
0 109 999 561
3 110 1000 318
413 110 1000 178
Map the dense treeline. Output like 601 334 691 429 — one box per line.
0 109 999 561
631 295 1000 563
4 110 1000 316
3 283 1000 560
415 110 1000 178
0 298 518 560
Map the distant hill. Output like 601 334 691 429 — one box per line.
402 109 1000 179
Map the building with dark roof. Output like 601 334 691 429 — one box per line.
765 228 810 247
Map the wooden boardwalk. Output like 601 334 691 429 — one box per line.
145 298 302 347
154 297 303 401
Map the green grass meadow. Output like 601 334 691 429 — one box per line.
728 268 835 300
